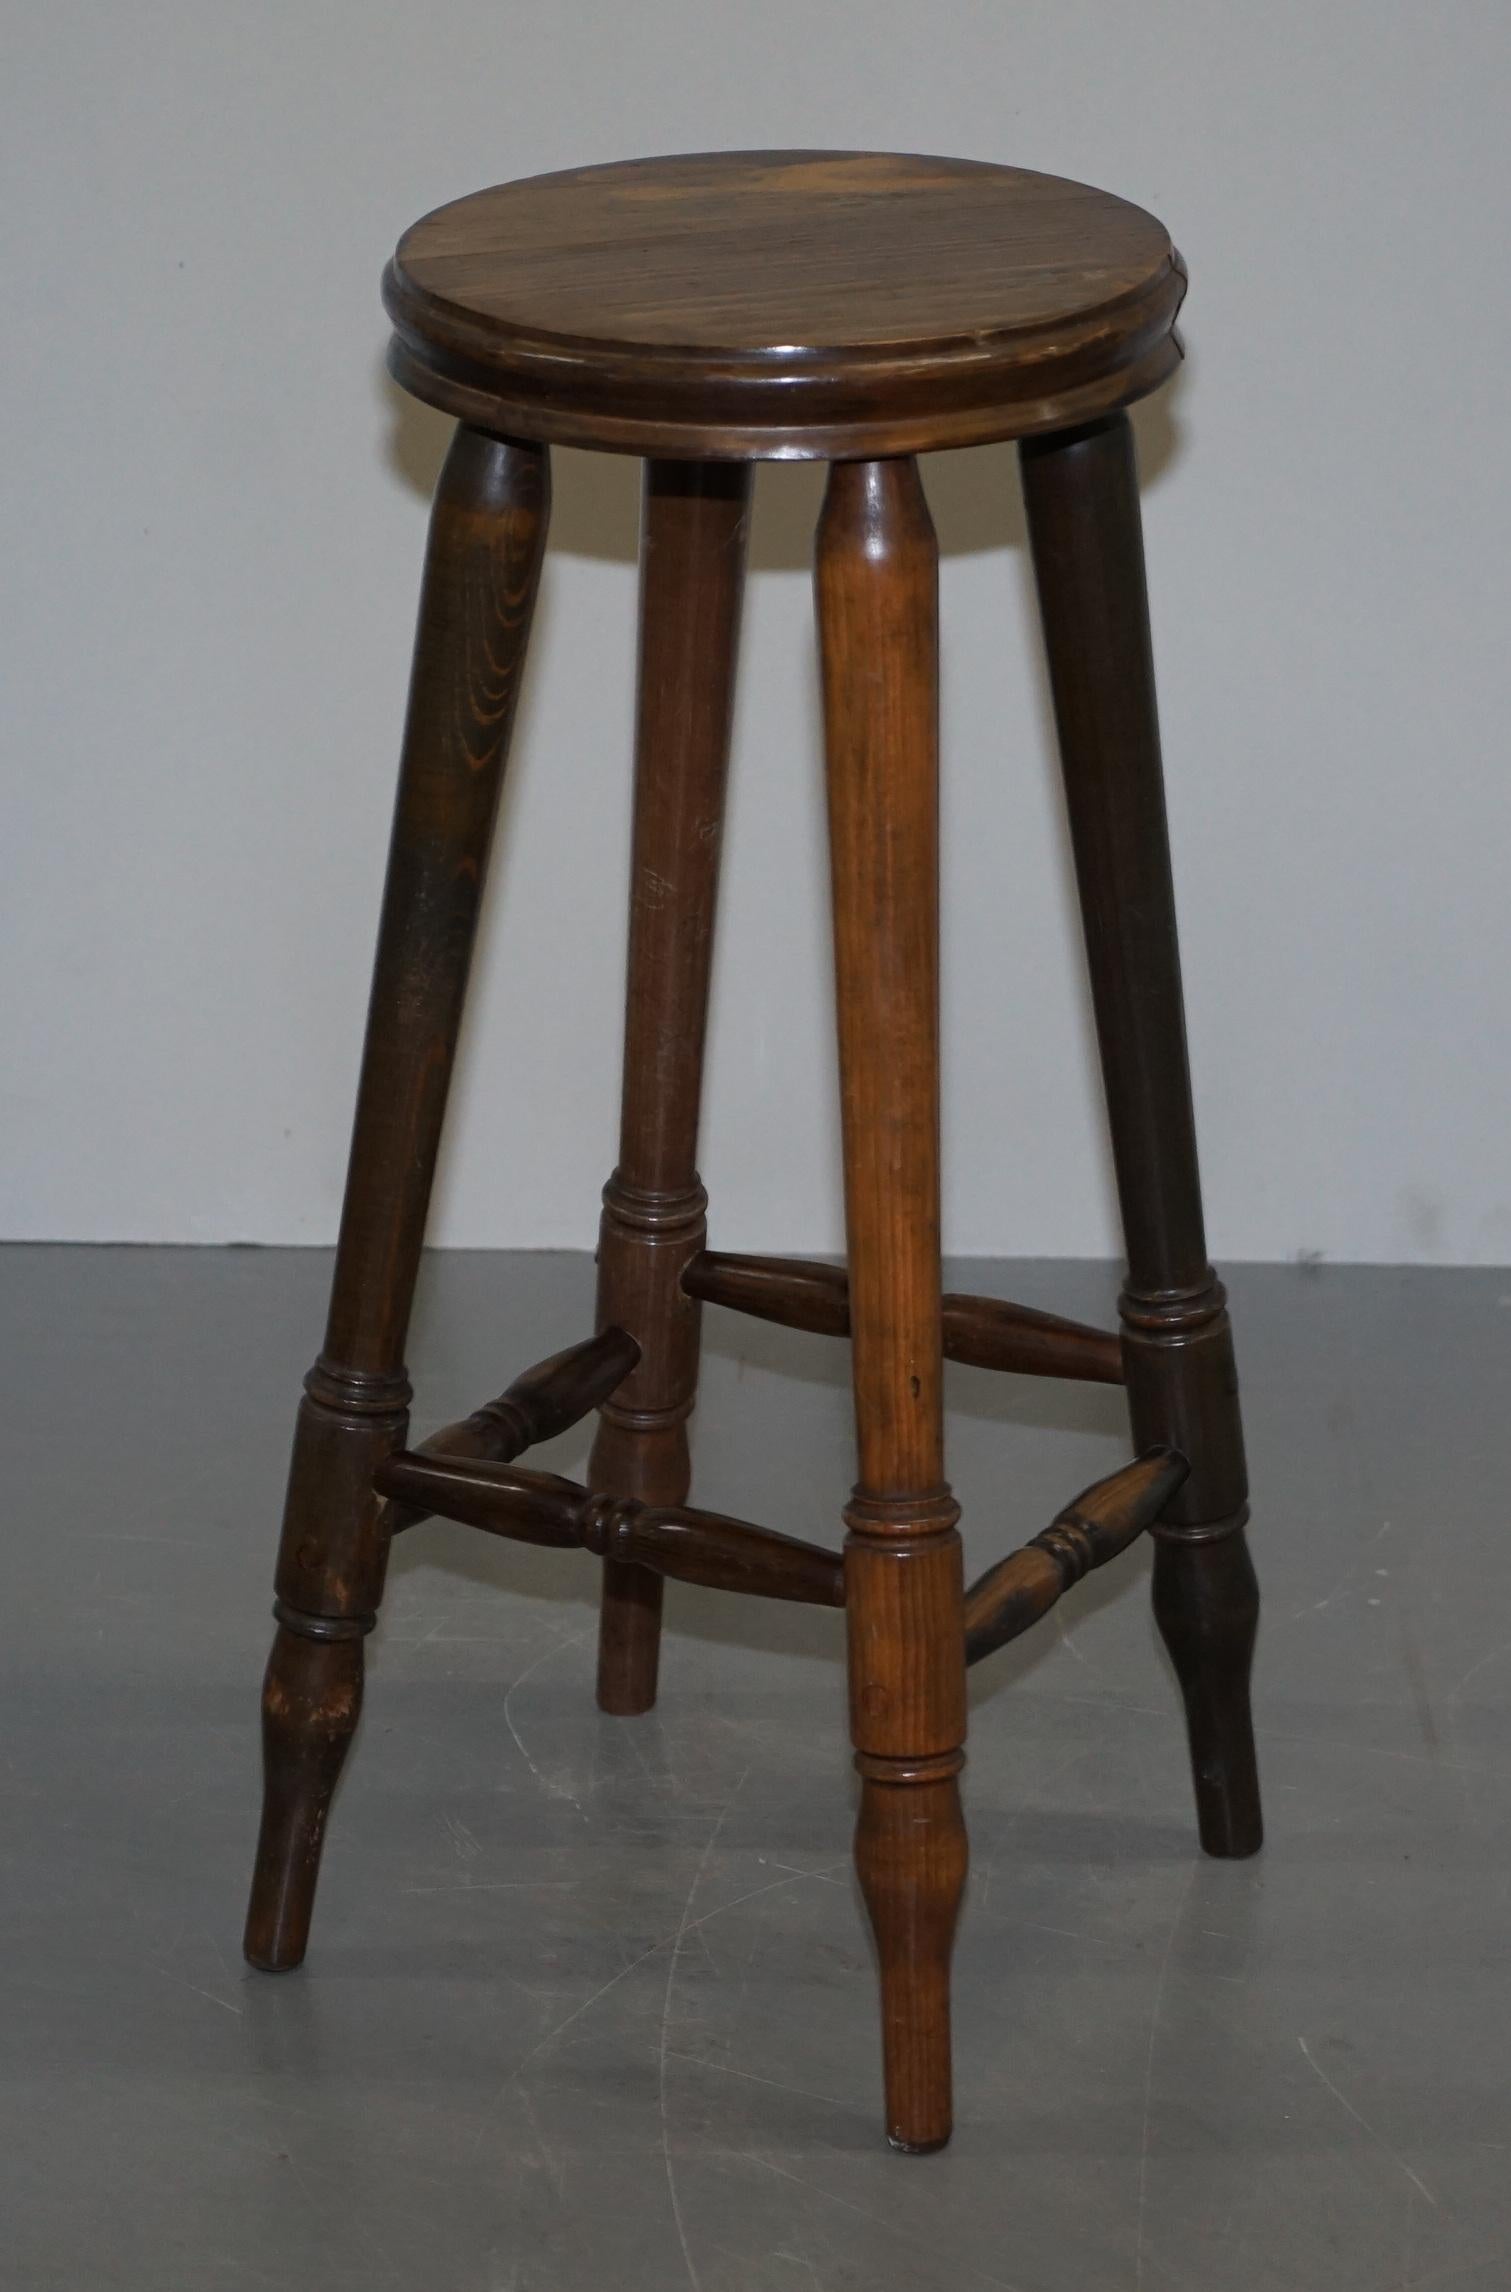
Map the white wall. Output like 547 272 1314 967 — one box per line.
5 2 1510 1263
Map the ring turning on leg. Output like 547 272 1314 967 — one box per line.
1021 413 1261 1859
591 461 752 1714
817 458 968 2151
244 428 550 1969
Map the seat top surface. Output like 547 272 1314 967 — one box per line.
384 150 1185 460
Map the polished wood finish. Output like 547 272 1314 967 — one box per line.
247 152 1262 2153
853 1750 970 2152
384 1435 1190 1663
376 1452 846 1608
963 1446 1188 1665
385 151 1185 460
817 457 966 2153
684 1248 1124 1384
590 460 751 1713
1020 411 1262 1859
942 1287 1121 1384
247 1623 364 1975
243 428 548 1973
384 1328 640 1533
683 1249 854 1334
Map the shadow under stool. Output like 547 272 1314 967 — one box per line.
242 149 1263 2155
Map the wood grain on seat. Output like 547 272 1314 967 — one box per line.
384 149 1185 459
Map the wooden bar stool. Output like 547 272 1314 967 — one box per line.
243 150 1262 2154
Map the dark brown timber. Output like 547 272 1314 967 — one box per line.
963 1447 1188 1665
818 457 967 2153
590 460 751 1714
1020 411 1261 1858
385 1328 640 1533
243 427 548 1972
376 1452 845 1607
244 152 1257 2155
384 152 1185 460
683 1249 1124 1383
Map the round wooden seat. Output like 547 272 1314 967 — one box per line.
384 149 1186 460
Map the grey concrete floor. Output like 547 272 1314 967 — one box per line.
3 1245 1509 2290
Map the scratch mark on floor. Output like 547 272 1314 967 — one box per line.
402 1879 580 1894
497 1938 674 2114
1134 1860 1195 2291
616 1716 662 1787
502 1631 588 1814
1397 1627 1440 1755
662 2048 849 2108
659 1764 754 2292
770 2252 825 2288
1005 1917 1133 1952
201 1922 247 2010
686 1862 851 1931
1054 1607 1088 1667
1451 1640 1511 1701
484 1854 851 2145
519 2082 567 2200
1050 1690 1165 1719
1402 2177 1417 2291
1289 1572 1354 1620
750 2155 1025 2291
1296 2036 1437 2208
1251 1725 1484 1778
761 1857 848 1887
183 1979 244 2017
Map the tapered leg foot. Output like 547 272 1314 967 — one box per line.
242 427 549 1963
1021 412 1263 1861
244 1616 367 1970
818 456 966 2151
855 1753 969 2151
1153 1527 1262 1856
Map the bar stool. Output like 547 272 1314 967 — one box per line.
243 150 1262 2154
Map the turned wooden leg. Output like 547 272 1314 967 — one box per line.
244 427 550 1969
590 461 751 1715
817 458 968 2151
1020 413 1261 1859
